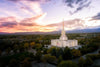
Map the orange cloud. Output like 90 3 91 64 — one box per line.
0 13 57 33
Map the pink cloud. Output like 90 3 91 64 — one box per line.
0 13 55 33
0 17 16 22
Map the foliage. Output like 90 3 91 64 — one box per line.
30 42 35 48
86 54 100 60
42 54 56 63
35 50 42 62
6 47 11 55
0 52 34 67
57 55 63 64
24 43 29 50
58 60 78 67
0 50 2 56
13 44 18 53
21 57 32 67
0 33 100 67
78 57 85 67
71 49 81 58
63 47 72 60
47 46 57 56
84 57 93 66
43 48 48 54
8 59 19 67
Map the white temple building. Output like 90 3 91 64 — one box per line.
51 20 78 47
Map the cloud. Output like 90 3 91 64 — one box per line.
19 22 37 26
0 22 17 28
8 0 50 15
23 1 43 15
8 1 41 15
73 1 91 14
0 17 17 28
0 15 99 33
0 17 16 22
0 13 45 27
8 0 50 3
0 13 49 32
47 19 85 30
64 0 91 14
47 18 100 30
92 12 100 20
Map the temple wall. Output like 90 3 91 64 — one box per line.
51 39 78 47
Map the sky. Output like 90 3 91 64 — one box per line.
0 0 100 33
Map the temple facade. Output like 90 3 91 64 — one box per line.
51 20 78 47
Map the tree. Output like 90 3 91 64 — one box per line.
47 46 56 56
6 47 11 55
19 45 24 53
71 49 81 58
78 57 85 67
99 50 100 54
24 43 29 50
43 48 48 54
35 44 42 50
21 58 32 67
18 54 25 61
58 60 78 67
57 55 63 64
63 47 72 60
85 57 93 66
30 42 35 49
35 50 42 62
8 59 19 67
0 50 2 56
42 54 56 63
13 44 18 53
56 48 63 58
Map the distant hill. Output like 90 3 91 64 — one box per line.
0 28 100 35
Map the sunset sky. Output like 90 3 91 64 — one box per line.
0 0 100 33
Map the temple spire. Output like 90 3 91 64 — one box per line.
59 19 68 40
62 19 65 35
63 19 64 31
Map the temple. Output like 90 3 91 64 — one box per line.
51 20 78 47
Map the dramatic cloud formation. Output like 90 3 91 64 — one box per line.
0 0 100 33
0 13 57 32
92 12 100 20
64 0 91 14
